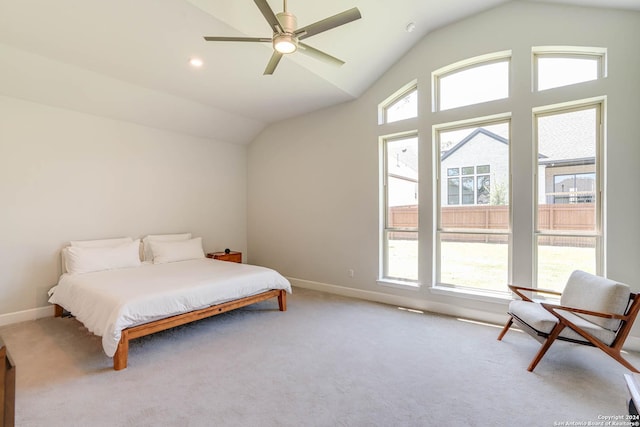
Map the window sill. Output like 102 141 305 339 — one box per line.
377 279 421 291
429 285 512 304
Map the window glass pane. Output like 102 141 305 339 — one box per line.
439 60 509 110
477 175 490 205
386 231 418 281
462 166 474 175
387 176 418 228
383 135 418 283
536 108 596 232
440 233 509 291
440 122 510 229
461 177 474 204
387 137 418 180
537 236 597 292
385 89 418 123
537 56 599 91
447 178 459 205
447 168 459 176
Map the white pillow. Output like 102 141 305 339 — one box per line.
70 237 133 248
150 237 204 264
142 233 192 262
65 239 142 275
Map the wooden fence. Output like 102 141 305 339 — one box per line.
389 204 595 246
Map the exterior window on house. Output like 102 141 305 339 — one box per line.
535 103 602 291
382 134 418 282
434 55 510 111
436 121 510 292
534 49 605 91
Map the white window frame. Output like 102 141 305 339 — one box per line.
533 46 607 92
378 80 418 125
432 51 511 112
434 116 512 292
533 99 604 287
379 131 419 285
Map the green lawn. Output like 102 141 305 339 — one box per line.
388 240 595 292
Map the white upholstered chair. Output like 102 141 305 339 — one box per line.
497 270 640 372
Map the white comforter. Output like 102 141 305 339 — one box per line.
48 258 292 357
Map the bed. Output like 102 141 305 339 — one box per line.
48 235 291 370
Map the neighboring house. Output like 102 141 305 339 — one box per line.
440 128 509 206
441 126 595 207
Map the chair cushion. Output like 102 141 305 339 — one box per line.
508 300 617 345
561 270 630 331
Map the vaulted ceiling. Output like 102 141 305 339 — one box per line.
0 0 638 144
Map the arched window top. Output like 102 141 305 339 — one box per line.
379 82 417 124
533 46 606 91
432 51 511 112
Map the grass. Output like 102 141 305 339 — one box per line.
388 240 595 293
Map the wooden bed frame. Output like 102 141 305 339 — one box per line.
55 288 287 370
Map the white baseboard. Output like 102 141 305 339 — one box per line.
0 305 54 327
288 277 508 326
288 276 640 353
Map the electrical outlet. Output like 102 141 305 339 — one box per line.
348 269 355 278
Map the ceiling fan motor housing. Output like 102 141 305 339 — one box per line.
273 12 298 53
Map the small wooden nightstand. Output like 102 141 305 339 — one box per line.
206 251 242 263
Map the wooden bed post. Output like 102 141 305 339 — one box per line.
113 331 129 371
278 290 287 311
54 304 64 318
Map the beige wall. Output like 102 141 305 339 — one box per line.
248 2 640 327
0 95 247 318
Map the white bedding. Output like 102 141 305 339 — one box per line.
48 258 292 357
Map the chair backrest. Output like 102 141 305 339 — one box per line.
561 270 631 331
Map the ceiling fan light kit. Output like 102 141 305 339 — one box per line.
274 33 297 54
203 0 361 75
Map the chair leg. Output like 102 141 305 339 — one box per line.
497 317 513 341
528 323 565 372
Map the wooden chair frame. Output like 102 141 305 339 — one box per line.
498 284 640 372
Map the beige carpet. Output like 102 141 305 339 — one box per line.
2 287 639 427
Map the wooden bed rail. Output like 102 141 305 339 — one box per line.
58 289 287 370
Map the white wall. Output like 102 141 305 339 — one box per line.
248 2 640 327
0 95 247 320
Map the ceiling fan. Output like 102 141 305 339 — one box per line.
203 0 362 75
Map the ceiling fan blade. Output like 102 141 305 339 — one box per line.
264 51 283 75
204 36 272 42
253 0 283 34
298 43 344 66
295 7 361 40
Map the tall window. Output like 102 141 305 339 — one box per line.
535 103 602 291
436 121 510 292
381 134 418 282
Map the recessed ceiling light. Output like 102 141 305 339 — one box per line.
406 22 416 33
189 57 203 67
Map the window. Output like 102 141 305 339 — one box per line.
535 103 602 291
433 53 510 111
436 120 510 292
381 134 419 282
446 165 491 205
534 47 606 91
379 84 417 124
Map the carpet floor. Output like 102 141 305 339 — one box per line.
2 287 639 426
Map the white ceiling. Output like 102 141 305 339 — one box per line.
0 0 639 144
